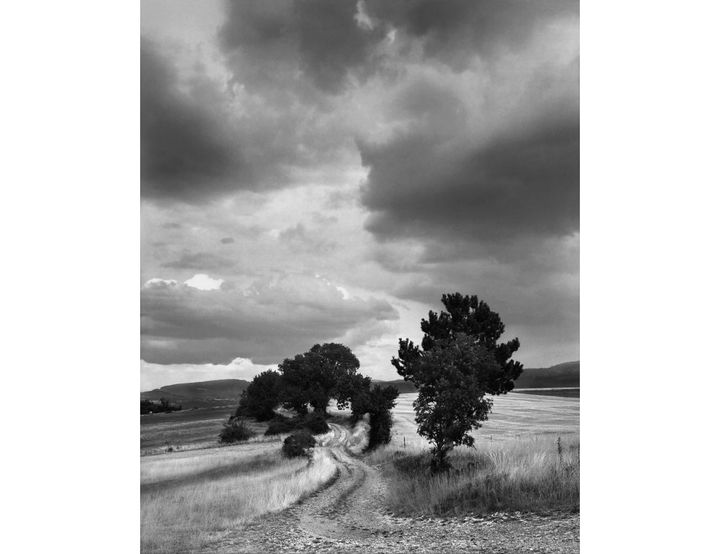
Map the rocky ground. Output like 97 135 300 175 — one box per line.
200 424 579 553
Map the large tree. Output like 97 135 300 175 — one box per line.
236 369 282 421
278 342 360 415
392 293 523 470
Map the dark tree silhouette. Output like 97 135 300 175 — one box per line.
278 343 360 415
236 369 282 421
350 383 399 449
392 293 523 470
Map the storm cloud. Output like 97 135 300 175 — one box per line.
141 39 250 201
141 274 399 365
140 0 579 383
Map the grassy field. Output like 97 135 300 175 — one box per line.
140 405 277 455
514 388 580 398
370 391 580 517
390 392 579 448
140 391 579 551
141 442 337 553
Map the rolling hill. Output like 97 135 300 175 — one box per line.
141 379 250 409
374 361 580 392
513 361 580 389
141 361 579 410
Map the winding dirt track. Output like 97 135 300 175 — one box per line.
201 424 579 553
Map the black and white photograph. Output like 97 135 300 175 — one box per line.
139 0 579 552
6 1 720 554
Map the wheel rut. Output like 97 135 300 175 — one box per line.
201 423 580 553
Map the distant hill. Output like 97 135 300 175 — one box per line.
141 361 579 409
514 361 580 389
372 378 417 393
141 379 249 409
375 361 580 392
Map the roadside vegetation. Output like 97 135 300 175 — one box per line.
140 293 579 552
141 445 337 553
234 341 398 451
366 435 579 516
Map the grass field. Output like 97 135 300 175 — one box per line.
140 405 275 455
514 388 580 398
141 442 337 553
390 392 579 448
140 391 579 551
375 392 580 516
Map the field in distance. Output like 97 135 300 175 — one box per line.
141 391 579 552
141 390 579 455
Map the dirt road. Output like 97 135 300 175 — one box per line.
201 423 579 553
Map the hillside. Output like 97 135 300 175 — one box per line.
372 378 417 393
514 361 580 389
141 378 249 409
141 361 579 410
375 361 580 392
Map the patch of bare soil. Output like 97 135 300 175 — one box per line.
201 424 579 553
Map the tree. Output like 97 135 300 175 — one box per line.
278 343 360 416
350 383 399 449
392 293 523 470
236 370 282 421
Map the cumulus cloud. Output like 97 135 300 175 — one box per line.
218 0 386 94
162 251 235 270
141 38 250 201
140 0 580 381
357 1 579 254
141 273 399 364
141 357 275 391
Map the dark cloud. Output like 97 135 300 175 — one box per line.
141 274 399 364
219 0 385 94
365 0 578 67
161 251 235 270
141 39 250 201
360 114 578 247
357 0 579 258
220 237 235 244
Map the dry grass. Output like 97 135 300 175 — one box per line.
366 435 579 516
141 446 337 553
141 441 283 485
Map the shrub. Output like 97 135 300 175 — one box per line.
219 417 256 444
141 398 182 415
282 430 316 458
302 412 330 434
265 416 297 436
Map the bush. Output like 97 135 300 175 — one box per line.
302 412 330 434
265 416 297 436
219 417 256 444
368 409 393 449
141 398 182 415
282 430 316 458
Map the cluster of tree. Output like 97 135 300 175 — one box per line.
140 398 182 415
236 342 398 450
393 293 524 471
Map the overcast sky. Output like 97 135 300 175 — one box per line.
140 0 579 391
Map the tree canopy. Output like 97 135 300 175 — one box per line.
236 369 282 421
237 341 397 451
278 342 360 415
392 293 523 470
